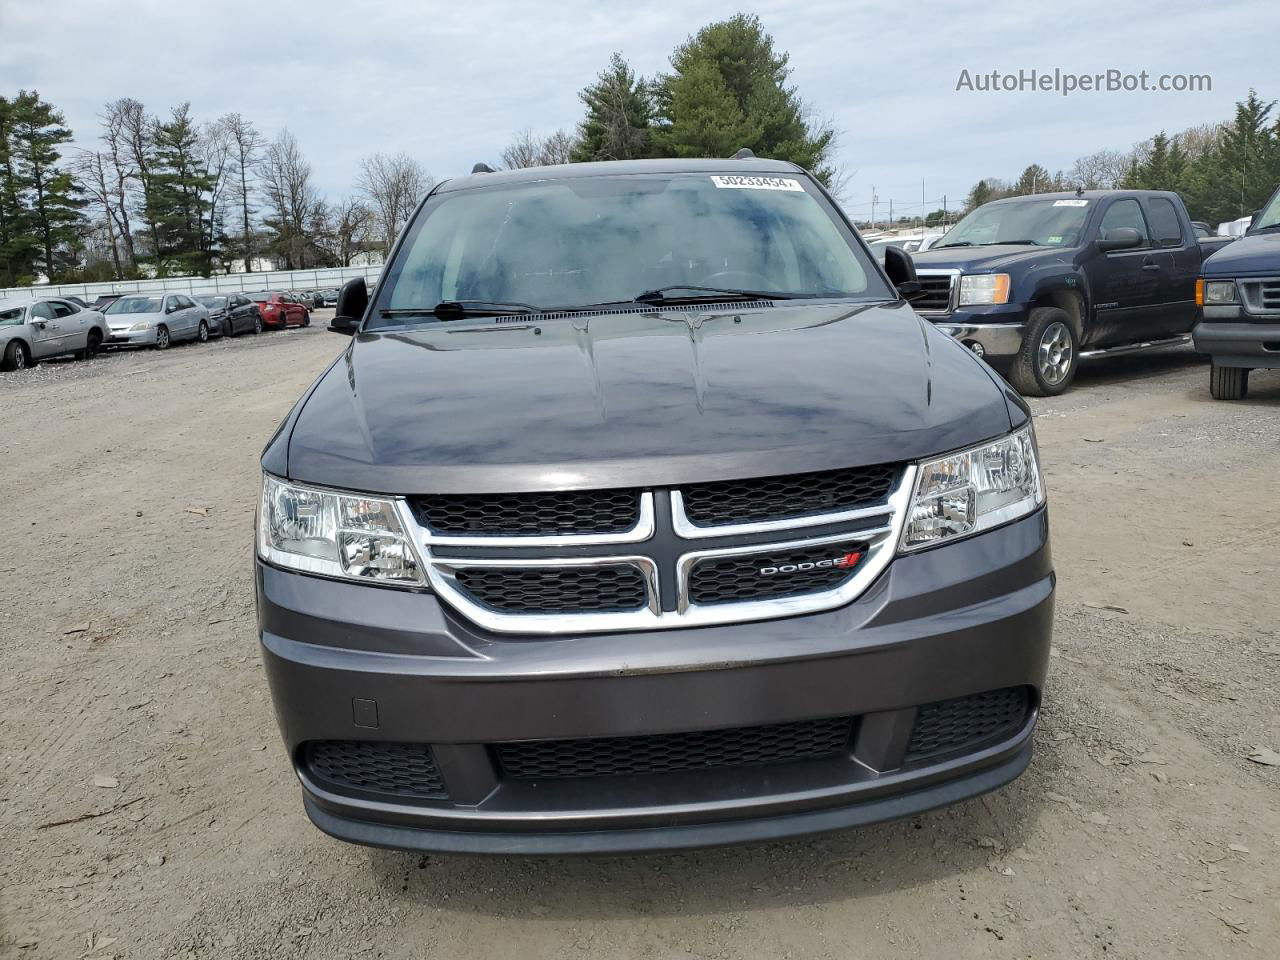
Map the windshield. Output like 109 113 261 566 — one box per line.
106 296 162 315
197 296 227 308
0 306 24 325
372 173 890 326
1252 189 1280 231
938 199 1091 248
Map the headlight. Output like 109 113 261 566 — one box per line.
901 425 1044 551
958 273 1011 306
1200 280 1237 305
129 320 152 331
257 474 424 584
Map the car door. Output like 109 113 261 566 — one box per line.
1087 198 1160 348
49 299 89 350
1142 196 1199 335
28 301 64 357
162 295 184 335
177 294 199 336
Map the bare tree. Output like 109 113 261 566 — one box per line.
357 152 433 254
328 196 375 266
200 118 234 268
100 99 140 266
73 150 123 278
114 98 163 266
260 130 319 269
501 128 579 169
220 113 262 271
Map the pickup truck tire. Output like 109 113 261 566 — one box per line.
1009 308 1078 397
1209 363 1249 400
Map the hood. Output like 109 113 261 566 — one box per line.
912 244 1065 273
1203 230 1280 276
283 301 1013 494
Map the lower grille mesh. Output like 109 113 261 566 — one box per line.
454 564 648 614
689 542 865 605
904 687 1031 763
497 716 854 780
303 741 448 801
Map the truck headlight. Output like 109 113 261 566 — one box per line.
257 474 424 584
901 425 1044 551
1197 279 1238 305
958 273 1011 306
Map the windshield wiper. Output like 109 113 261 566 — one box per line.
933 241 973 248
380 300 540 321
633 285 804 304
977 240 1040 246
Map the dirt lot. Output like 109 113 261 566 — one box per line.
2 320 1278 959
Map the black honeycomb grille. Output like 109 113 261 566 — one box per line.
302 741 448 801
497 716 854 780
904 687 1031 763
413 490 640 535
454 564 648 614
681 464 898 527
689 542 866 605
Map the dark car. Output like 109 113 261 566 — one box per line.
322 288 339 307
89 293 123 313
911 190 1217 395
247 291 309 329
196 294 263 337
255 157 1053 855
1192 184 1280 399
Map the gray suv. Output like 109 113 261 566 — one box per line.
256 157 1053 854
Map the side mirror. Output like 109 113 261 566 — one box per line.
883 246 926 301
330 278 368 336
1096 227 1143 252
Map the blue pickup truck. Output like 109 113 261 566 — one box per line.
910 189 1229 395
1192 185 1280 399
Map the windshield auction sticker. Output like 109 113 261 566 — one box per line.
711 175 805 191
1053 199 1089 206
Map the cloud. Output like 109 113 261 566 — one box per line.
0 0 1271 214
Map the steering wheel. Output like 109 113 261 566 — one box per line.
698 269 774 291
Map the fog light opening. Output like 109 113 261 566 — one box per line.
965 340 985 358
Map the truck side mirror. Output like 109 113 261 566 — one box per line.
330 278 368 335
883 246 925 301
1096 227 1143 252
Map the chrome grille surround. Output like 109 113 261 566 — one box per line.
396 466 915 635
912 268 961 316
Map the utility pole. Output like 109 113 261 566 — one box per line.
871 186 878 231
888 199 894 229
943 194 948 226
921 177 927 238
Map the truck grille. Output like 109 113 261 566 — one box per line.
688 542 865 605
904 687 1031 763
1242 277 1280 314
303 741 448 801
414 464 911 634
454 564 649 614
413 489 641 535
497 716 854 780
912 273 956 314
680 464 898 527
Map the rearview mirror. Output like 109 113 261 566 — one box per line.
330 278 368 336
1097 227 1143 252
883 246 926 301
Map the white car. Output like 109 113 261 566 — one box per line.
102 293 211 349
0 296 110 371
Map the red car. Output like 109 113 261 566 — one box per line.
248 292 310 329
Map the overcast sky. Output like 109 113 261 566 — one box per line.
1 0 1274 220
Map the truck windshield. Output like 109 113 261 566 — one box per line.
372 173 891 326
938 199 1091 248
1252 190 1280 232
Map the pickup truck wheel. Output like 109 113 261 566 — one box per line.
1209 363 1249 400
1010 308 1078 396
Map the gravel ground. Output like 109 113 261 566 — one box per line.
1 322 1277 959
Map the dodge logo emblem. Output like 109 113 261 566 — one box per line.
759 551 863 576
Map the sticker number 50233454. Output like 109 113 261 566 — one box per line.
711 175 804 191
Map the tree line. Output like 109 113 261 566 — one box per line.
961 90 1280 226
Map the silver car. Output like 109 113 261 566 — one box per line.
103 294 211 349
0 296 111 371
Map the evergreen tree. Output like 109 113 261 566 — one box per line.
1011 164 1052 196
965 179 995 211
651 14 836 183
571 53 654 162
6 90 84 281
151 103 215 275
1181 91 1280 224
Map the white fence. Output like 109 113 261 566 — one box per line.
0 263 384 302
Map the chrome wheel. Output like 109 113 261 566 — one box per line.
254 316 263 334
156 326 170 350
1037 321 1073 386
198 320 209 343
14 344 27 369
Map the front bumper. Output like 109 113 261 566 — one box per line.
258 510 1053 854
927 305 1029 359
105 327 158 346
1193 317 1280 368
